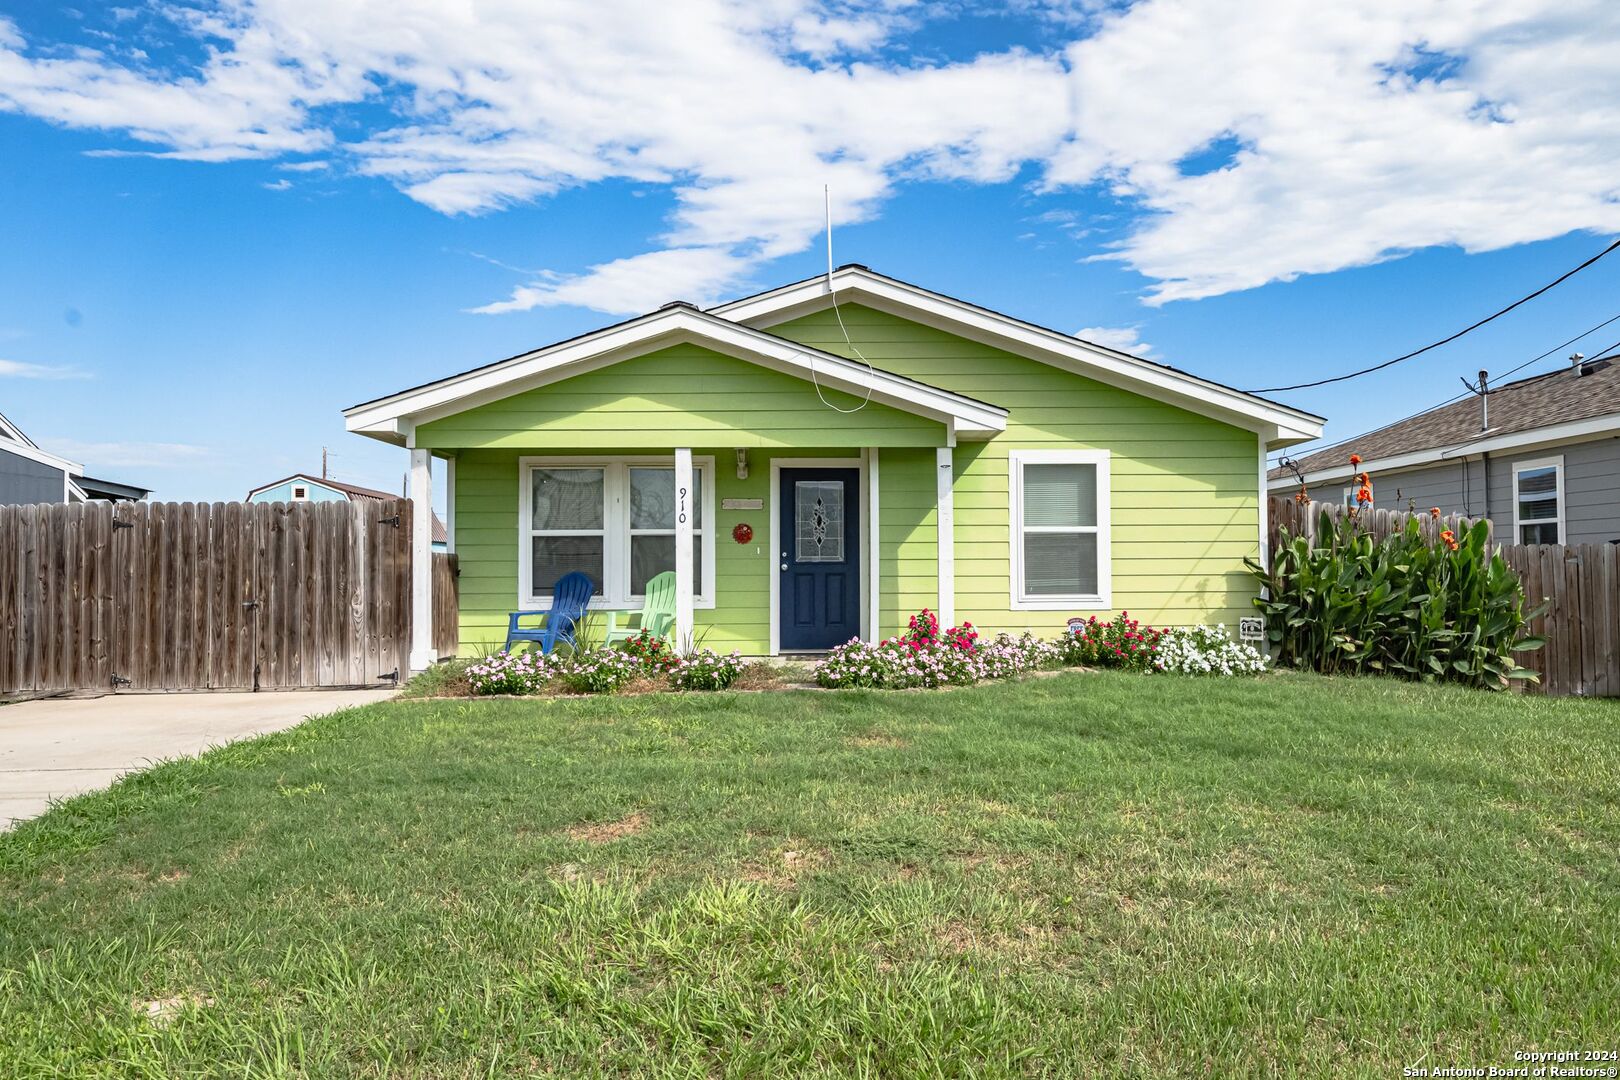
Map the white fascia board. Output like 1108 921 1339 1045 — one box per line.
1 437 84 475
0 410 40 448
713 269 1324 445
1278 411 1620 488
343 306 1005 441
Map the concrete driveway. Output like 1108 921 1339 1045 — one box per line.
0 689 393 829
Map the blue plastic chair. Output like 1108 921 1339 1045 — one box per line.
505 571 595 654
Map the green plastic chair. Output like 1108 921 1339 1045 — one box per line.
603 571 677 647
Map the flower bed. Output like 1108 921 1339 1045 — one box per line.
466 642 748 696
461 608 1270 697
1152 625 1268 676
812 607 1265 690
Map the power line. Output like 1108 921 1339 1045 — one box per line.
1268 310 1620 466
1249 236 1620 393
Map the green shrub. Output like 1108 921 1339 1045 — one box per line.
1248 511 1543 689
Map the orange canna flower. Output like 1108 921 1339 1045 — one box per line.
1356 484 1372 505
1429 507 1441 519
1349 453 1362 467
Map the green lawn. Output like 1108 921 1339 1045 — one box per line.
2 673 1617 1078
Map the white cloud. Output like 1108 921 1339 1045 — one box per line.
1 1 1618 313
42 438 210 469
1050 0 1620 303
471 247 749 314
262 177 291 191
1074 325 1154 358
0 358 90 379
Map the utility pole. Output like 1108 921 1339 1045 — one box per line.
322 446 328 480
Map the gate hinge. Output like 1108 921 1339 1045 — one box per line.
111 673 131 689
377 668 399 686
112 520 134 531
379 515 401 527
242 600 259 610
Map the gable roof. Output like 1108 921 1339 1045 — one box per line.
1270 355 1620 485
345 301 1009 446
710 265 1324 448
247 472 447 542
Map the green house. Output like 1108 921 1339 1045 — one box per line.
344 267 1324 668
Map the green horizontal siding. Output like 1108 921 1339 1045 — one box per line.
450 447 865 657
417 344 945 450
772 305 1261 634
432 302 1264 652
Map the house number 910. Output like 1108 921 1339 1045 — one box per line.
678 485 688 525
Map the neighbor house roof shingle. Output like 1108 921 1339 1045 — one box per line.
1270 356 1620 480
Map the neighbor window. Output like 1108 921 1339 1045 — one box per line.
1010 450 1110 609
1513 457 1563 545
521 457 712 607
1341 485 1372 510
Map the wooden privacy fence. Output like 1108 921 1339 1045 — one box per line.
1501 544 1620 698
1268 496 1487 551
0 498 423 695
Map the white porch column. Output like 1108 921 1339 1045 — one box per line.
935 445 955 627
674 447 695 650
444 454 456 554
867 447 881 641
409 447 435 672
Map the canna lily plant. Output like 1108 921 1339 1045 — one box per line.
1247 509 1545 689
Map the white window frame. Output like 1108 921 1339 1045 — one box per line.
1009 448 1111 610
518 455 715 610
1511 454 1564 545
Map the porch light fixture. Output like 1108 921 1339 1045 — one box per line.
735 448 749 480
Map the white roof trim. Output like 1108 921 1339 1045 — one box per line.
0 435 83 475
246 474 344 499
1268 410 1620 489
0 410 40 449
345 305 1007 445
711 267 1324 448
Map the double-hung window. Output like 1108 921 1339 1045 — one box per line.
1513 456 1563 545
1009 449 1110 609
520 457 712 607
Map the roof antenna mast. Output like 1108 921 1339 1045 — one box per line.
1458 369 1489 432
825 184 833 287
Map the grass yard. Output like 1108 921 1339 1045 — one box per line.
2 673 1617 1077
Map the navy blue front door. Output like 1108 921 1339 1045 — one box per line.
780 467 860 651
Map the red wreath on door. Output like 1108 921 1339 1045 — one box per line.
732 522 753 544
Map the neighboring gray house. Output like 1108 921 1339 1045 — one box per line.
1269 354 1620 545
0 411 150 506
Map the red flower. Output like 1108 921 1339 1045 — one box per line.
1429 507 1441 519
1349 453 1362 467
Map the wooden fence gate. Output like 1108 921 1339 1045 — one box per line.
1500 544 1620 698
0 498 415 695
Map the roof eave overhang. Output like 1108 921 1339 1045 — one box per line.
712 269 1325 447
1269 411 1620 489
344 307 1006 446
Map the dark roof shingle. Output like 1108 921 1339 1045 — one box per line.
1271 356 1620 479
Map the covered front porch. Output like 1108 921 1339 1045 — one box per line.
406 442 963 666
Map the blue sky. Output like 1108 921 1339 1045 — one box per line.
2 1 1618 500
